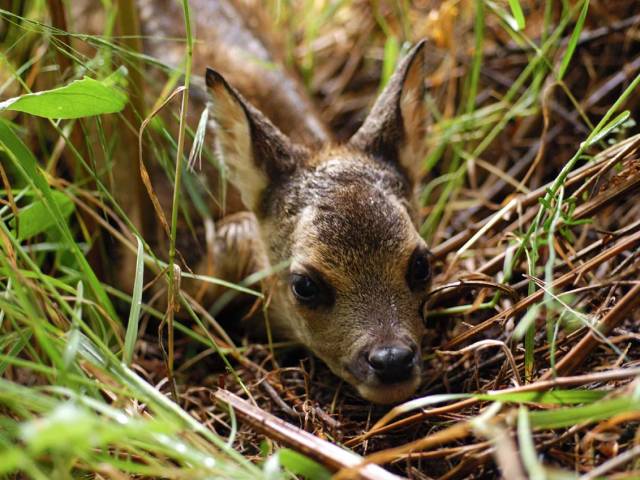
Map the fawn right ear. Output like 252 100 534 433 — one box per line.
205 68 307 213
348 40 428 187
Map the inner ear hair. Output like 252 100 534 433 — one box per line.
205 68 308 213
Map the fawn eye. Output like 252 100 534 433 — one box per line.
291 274 319 302
290 270 335 308
407 247 432 291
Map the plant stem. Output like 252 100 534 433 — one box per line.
166 0 193 401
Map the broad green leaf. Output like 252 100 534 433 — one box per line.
10 191 74 240
0 71 127 119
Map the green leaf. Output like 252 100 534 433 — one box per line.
584 110 630 148
10 191 74 240
476 389 607 405
507 0 526 30
0 71 127 119
264 449 331 480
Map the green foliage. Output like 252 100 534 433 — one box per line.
0 118 116 319
507 0 526 30
529 397 640 429
264 449 332 480
0 71 127 119
10 190 74 240
476 389 608 405
380 36 400 89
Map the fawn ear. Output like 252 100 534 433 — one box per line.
205 68 306 213
349 40 428 186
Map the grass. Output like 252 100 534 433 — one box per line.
2 0 640 478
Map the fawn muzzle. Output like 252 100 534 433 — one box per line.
344 338 423 404
367 344 418 384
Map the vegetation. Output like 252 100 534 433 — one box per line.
1 0 640 478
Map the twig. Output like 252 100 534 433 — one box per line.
540 282 640 379
438 339 522 386
444 230 640 349
258 377 301 419
426 278 518 301
348 367 640 446
213 389 401 480
580 445 640 480
431 147 624 260
337 423 471 479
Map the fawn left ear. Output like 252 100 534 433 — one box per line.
349 40 428 186
205 68 307 213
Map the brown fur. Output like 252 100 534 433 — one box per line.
204 41 431 404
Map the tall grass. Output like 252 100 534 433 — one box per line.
0 2 291 478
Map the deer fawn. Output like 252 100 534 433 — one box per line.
205 41 432 404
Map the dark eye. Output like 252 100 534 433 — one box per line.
290 270 335 309
291 274 319 302
407 248 432 291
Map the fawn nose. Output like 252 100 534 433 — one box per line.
367 345 416 384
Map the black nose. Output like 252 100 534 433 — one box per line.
367 345 416 384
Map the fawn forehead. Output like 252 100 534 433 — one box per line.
311 183 411 260
277 150 418 274
283 148 413 211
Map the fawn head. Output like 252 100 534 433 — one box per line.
206 41 431 404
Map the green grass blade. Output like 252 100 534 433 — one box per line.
558 0 589 80
477 389 607 405
0 118 117 320
380 36 400 89
507 0 526 30
584 110 630 147
517 407 546 480
530 397 640 429
123 235 145 366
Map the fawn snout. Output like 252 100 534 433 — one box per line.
367 343 418 383
345 334 424 404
